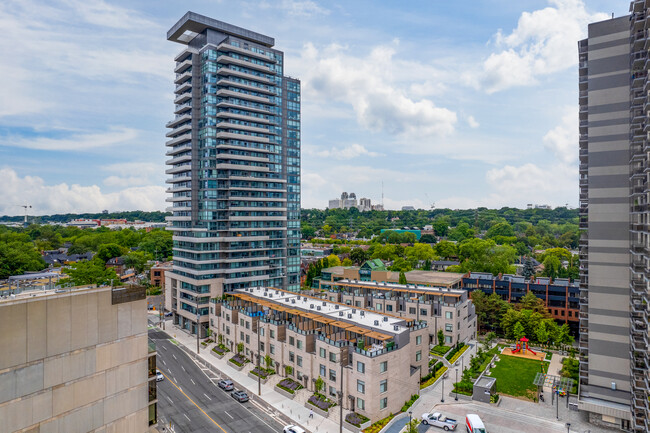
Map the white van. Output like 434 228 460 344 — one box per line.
465 414 486 433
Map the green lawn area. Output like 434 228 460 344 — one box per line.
487 354 547 400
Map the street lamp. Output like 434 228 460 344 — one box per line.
441 372 445 403
454 368 458 401
196 311 201 354
565 422 571 433
408 410 412 428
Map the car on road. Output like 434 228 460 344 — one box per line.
155 370 164 382
231 390 249 402
421 412 457 430
283 425 306 433
164 311 173 317
218 379 234 391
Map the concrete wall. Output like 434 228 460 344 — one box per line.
0 287 150 433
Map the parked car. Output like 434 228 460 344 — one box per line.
218 379 234 391
465 414 486 433
422 412 457 430
283 425 306 433
164 311 173 317
231 390 249 402
155 370 164 382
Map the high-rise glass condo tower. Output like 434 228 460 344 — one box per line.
164 12 301 337
579 7 650 431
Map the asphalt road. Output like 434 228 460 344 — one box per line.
150 328 285 433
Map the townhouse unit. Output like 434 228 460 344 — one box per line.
0 284 156 432
462 273 580 326
210 287 429 422
319 279 475 346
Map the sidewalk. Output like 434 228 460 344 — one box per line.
159 321 353 433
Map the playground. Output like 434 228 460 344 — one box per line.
500 337 546 361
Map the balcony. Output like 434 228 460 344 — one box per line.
217 55 276 74
173 92 192 105
216 43 277 62
165 132 192 147
175 80 192 93
166 142 192 156
166 122 191 137
167 113 191 129
174 102 192 115
175 70 192 85
216 67 273 84
174 59 192 74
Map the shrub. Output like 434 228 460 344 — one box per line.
346 412 370 427
400 394 419 412
420 366 448 389
251 367 275 379
445 342 466 361
212 344 230 355
277 378 303 394
490 393 499 403
307 392 336 411
229 354 249 367
430 345 450 356
362 414 394 433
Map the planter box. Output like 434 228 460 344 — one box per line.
228 360 247 371
343 419 371 432
248 371 270 384
305 401 330 418
274 385 298 400
211 349 227 360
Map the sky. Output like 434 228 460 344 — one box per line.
0 0 631 215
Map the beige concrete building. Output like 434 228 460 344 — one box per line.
318 265 465 290
210 287 429 422
0 284 156 433
321 279 476 346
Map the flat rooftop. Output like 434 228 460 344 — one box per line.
333 279 466 297
167 11 275 46
234 287 413 336
0 285 109 305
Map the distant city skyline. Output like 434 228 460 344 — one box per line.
0 0 628 215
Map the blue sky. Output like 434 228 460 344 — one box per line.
0 0 630 215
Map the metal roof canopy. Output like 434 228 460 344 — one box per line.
533 372 575 390
8 272 59 281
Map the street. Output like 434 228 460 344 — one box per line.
150 328 285 433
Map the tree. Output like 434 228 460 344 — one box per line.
404 243 437 264
95 243 125 263
541 255 561 279
326 254 341 267
315 376 324 394
535 321 549 346
447 222 475 242
301 224 316 239
406 418 420 433
419 234 437 243
399 271 407 285
433 217 450 237
484 331 497 349
123 250 153 274
486 221 515 238
342 258 353 266
264 354 273 369
0 241 47 279
138 229 172 260
322 224 332 235
522 257 535 280
62 260 119 286
516 292 551 318
437 329 445 346
435 240 458 259
513 322 526 341
389 257 412 273
349 247 368 264
237 342 244 354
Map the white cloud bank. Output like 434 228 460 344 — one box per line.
0 168 165 215
469 0 609 93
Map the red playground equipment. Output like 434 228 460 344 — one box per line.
511 337 537 355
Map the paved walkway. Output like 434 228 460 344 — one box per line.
159 320 353 433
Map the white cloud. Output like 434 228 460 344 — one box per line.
543 108 578 163
316 143 382 159
102 162 162 188
298 42 457 138
64 0 158 29
467 115 480 128
470 0 609 93
0 168 166 215
0 127 138 151
281 0 329 17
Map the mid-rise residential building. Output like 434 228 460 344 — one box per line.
320 279 476 346
0 284 156 432
462 273 580 326
165 12 301 337
578 13 635 431
210 286 428 422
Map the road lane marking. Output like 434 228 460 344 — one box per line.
224 411 234 419
166 396 173 404
182 365 185 372
161 359 166 365
173 354 177 360
184 414 191 421
173 376 177 383
191 378 196 385
244 403 284 431
160 371 228 433
204 393 212 401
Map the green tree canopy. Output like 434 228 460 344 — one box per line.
62 260 119 286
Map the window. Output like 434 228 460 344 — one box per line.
355 301 361 308
260 328 265 336
320 364 326 376
240 318 245 326
245 335 250 344
289 336 295 346
297 356 303 367
357 398 365 410
320 348 326 358
376 303 382 311
379 361 387 373
420 309 427 317
289 352 295 362
260 342 265 351
270 329 275 339
379 379 387 393
240 331 244 340
329 352 336 362
297 340 303 350
357 380 365 394
387 304 393 312
416 335 422 345
445 311 453 319
329 386 337 397
445 336 452 344
409 307 416 314
245 321 250 330
357 361 365 373
416 350 422 362
380 397 387 409
270 344 275 354
445 324 453 332
329 369 336 381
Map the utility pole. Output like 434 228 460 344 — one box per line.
339 360 344 433
257 328 261 396
441 373 445 402
196 311 200 354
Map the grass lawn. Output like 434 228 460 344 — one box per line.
487 354 547 400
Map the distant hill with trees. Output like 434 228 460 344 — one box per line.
0 210 171 223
